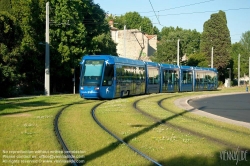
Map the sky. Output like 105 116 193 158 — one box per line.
93 0 250 43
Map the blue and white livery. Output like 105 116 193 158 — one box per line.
79 55 218 99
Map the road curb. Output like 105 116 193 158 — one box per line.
174 92 250 129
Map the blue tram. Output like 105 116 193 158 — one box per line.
79 55 218 99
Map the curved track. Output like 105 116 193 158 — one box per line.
133 95 250 152
54 103 79 166
91 101 162 166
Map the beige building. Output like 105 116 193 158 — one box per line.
109 20 157 61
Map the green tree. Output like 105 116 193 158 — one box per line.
186 52 208 67
180 29 201 56
111 12 158 35
7 0 46 94
91 33 117 55
240 31 250 52
0 11 23 97
152 26 201 65
0 0 11 11
151 32 183 64
160 26 175 40
200 10 231 81
140 16 154 34
153 26 160 40
230 31 250 81
47 0 117 92
239 31 250 77
115 12 143 30
230 42 245 81
0 0 117 96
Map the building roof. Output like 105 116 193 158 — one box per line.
145 34 157 40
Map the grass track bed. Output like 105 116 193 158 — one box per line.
0 95 83 166
1 87 250 166
136 94 250 150
59 100 151 166
95 92 250 165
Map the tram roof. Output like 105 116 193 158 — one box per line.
81 55 145 66
180 65 194 70
160 63 179 69
194 66 218 72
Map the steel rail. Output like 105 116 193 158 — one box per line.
54 104 79 166
91 102 162 166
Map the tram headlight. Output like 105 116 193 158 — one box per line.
80 87 84 90
95 87 99 90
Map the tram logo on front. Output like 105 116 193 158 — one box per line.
105 60 109 65
106 87 109 94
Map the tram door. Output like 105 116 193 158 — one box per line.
146 65 160 93
195 71 204 91
173 70 179 92
180 69 193 92
99 64 115 99
162 70 179 92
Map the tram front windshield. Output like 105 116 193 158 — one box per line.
81 60 104 86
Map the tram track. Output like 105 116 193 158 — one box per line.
54 103 79 166
133 95 250 153
91 101 162 166
52 95 249 165
53 101 98 166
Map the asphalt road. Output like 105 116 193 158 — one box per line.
188 93 250 123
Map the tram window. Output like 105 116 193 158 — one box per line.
170 70 175 84
183 71 192 84
81 60 104 86
148 67 159 84
116 65 122 76
102 64 114 86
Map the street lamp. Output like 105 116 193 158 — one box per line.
211 47 213 68
177 39 180 66
238 54 240 86
45 2 50 96
227 68 231 87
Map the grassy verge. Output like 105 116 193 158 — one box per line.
0 94 83 166
94 87 250 166
0 86 249 165
59 100 152 166
137 93 250 148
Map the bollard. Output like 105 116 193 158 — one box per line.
246 86 248 92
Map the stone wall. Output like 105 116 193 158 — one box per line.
110 24 157 61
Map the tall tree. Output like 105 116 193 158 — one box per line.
0 11 23 97
151 26 201 65
186 52 208 67
110 12 158 35
0 0 11 11
7 0 46 94
200 10 231 81
236 31 250 78
0 0 117 96
230 42 246 80
160 26 175 40
239 31 250 72
180 29 201 56
49 0 117 92
151 31 183 64
239 31 250 57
